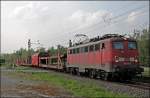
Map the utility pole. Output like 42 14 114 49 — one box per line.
27 38 43 64
28 39 31 50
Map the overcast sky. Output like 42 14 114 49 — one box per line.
1 1 149 53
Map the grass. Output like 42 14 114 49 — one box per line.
15 66 32 70
8 68 130 98
0 63 12 67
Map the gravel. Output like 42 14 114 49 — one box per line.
0 67 73 98
1 66 149 98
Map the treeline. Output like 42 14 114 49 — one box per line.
1 45 67 65
136 28 150 67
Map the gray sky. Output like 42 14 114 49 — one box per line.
1 1 149 53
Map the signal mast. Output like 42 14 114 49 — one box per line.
27 39 43 63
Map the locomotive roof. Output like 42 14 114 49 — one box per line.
69 34 136 49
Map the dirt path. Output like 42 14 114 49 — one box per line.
1 67 72 98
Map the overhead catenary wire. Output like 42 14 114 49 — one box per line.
70 5 148 35
50 2 140 41
57 5 148 48
42 4 149 48
56 5 146 47
85 8 149 35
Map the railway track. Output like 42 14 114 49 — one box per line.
124 81 150 90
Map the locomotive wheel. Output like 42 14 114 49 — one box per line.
107 73 114 81
100 71 108 80
85 69 89 77
103 73 109 80
89 69 96 79
76 68 80 76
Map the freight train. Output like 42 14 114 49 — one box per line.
16 34 144 80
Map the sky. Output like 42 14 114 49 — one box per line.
1 1 149 53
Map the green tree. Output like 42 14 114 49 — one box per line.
137 28 150 67
48 46 57 55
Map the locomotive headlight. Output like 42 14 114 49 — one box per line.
134 56 138 62
119 57 124 61
115 60 119 62
115 56 119 62
135 59 138 62
115 56 124 62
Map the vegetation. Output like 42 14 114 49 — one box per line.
1 48 34 64
136 29 150 67
48 45 67 55
9 68 129 98
142 67 150 77
0 58 5 65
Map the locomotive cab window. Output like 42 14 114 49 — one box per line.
76 48 79 53
113 42 123 49
128 41 137 49
73 49 76 54
89 45 94 51
95 44 100 51
81 47 84 53
84 46 88 52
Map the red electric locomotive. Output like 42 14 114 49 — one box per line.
66 34 143 80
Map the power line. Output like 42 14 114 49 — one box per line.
48 2 148 47
65 6 148 46
70 5 148 35
86 8 149 35
51 2 140 40
46 4 149 47
93 8 147 37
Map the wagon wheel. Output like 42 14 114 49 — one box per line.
70 67 74 75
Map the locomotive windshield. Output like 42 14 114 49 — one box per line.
128 41 137 49
113 42 123 49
